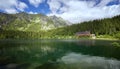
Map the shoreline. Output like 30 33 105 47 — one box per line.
95 38 119 41
0 37 119 41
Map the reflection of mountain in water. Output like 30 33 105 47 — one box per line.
0 39 120 69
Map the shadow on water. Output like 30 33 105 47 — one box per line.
0 39 120 69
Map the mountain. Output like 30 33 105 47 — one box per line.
47 15 120 38
0 13 120 39
0 12 69 32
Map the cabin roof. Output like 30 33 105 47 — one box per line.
76 31 90 35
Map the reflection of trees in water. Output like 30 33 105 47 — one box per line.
0 41 68 64
76 39 95 46
0 40 120 69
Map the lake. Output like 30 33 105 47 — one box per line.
0 39 120 69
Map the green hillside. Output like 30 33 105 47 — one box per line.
47 15 120 39
0 12 68 32
0 12 120 39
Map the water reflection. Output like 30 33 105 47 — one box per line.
76 39 95 46
0 39 120 69
59 53 120 69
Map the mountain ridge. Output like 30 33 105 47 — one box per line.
0 12 69 32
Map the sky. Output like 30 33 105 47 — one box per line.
0 0 120 23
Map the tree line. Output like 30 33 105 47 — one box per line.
0 15 120 39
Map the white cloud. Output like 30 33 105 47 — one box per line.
47 0 120 23
47 0 62 13
29 0 45 7
4 8 18 14
17 2 28 11
0 0 17 9
0 0 28 14
28 11 38 14
96 0 113 7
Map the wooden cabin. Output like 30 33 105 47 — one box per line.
76 31 96 39
76 31 91 37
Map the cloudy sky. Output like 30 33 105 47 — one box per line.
0 0 120 23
